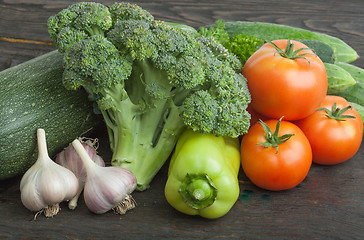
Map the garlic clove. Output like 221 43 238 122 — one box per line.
55 138 105 210
40 160 79 204
20 129 79 219
84 166 137 214
56 138 105 181
20 175 46 212
72 139 137 215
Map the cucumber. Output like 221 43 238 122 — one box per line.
335 62 364 84
0 50 101 180
337 83 364 106
299 39 336 64
349 102 364 127
223 21 359 63
325 63 356 94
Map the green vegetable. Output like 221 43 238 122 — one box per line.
335 62 364 84
224 34 265 65
337 83 364 106
324 63 356 94
349 102 364 127
198 19 231 46
223 21 358 63
328 62 364 119
298 39 336 63
164 129 240 219
199 20 341 66
0 50 101 180
47 2 251 190
199 20 264 64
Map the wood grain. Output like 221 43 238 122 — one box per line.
1 0 364 67
1 0 363 239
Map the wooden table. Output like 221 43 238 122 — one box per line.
1 0 363 239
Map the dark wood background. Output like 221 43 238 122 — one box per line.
1 0 363 239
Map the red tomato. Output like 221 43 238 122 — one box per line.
295 95 363 165
241 118 312 191
242 39 327 121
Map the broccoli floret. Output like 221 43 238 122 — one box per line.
108 2 154 23
47 2 113 53
48 2 251 191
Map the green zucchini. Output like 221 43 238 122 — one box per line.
325 63 356 94
223 21 359 63
0 50 101 180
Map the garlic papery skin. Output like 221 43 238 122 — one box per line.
84 166 137 214
55 139 105 210
72 139 137 215
20 129 79 219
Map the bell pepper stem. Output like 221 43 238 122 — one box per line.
179 173 218 209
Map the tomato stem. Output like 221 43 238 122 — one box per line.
256 117 294 154
269 40 315 64
317 102 356 121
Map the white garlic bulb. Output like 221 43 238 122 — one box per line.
55 138 105 210
20 129 79 219
72 139 137 215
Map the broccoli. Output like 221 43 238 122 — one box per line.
48 2 251 190
198 20 265 64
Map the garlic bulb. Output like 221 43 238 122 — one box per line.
72 139 137 214
20 129 79 219
56 138 105 210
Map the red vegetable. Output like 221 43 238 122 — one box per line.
242 39 327 121
295 95 363 165
241 118 312 191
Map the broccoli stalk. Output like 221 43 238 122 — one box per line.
48 2 251 190
102 61 186 190
107 101 184 190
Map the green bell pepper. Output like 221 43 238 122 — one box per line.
164 129 240 219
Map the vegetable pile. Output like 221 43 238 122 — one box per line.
47 2 251 191
199 20 363 192
0 1 363 220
